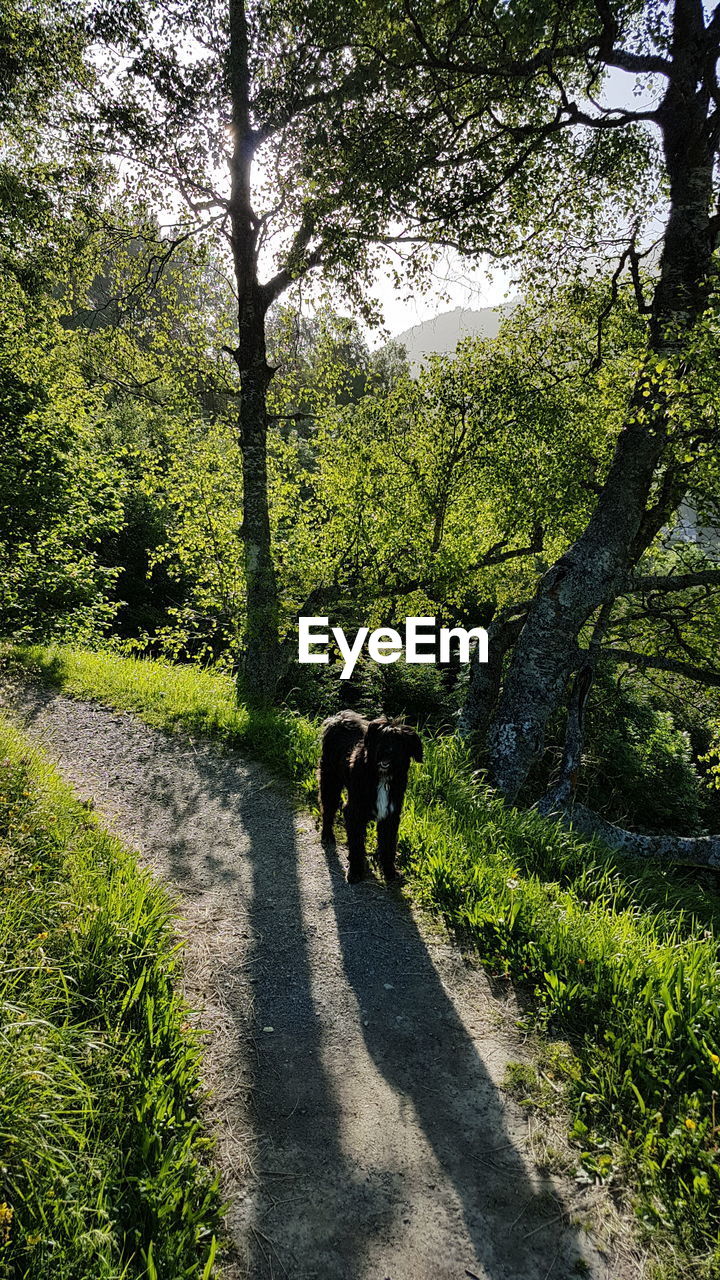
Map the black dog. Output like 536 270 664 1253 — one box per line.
319 710 423 883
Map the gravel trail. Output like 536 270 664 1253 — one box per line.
1 679 640 1280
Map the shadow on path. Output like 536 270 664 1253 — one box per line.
324 837 596 1279
3 678 603 1279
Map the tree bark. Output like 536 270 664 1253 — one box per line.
538 800 720 870
603 647 720 688
487 0 716 798
237 347 280 698
457 609 526 739
228 0 280 700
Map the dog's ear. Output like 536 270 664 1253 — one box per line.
365 718 386 760
407 731 423 763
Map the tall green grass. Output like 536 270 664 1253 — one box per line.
0 711 222 1279
404 740 720 1270
4 642 720 1273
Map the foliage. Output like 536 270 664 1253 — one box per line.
296 0 661 294
0 277 125 642
580 672 704 835
267 305 408 420
536 668 707 836
0 0 86 123
6 641 720 1275
0 0 101 288
101 405 246 665
283 647 459 728
0 714 222 1278
34 218 247 658
268 288 641 628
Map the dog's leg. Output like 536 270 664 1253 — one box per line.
343 802 368 883
319 762 343 844
377 813 402 883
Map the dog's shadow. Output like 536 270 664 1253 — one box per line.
323 835 597 1279
9 678 598 1278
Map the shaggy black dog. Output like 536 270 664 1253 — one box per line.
319 710 423 883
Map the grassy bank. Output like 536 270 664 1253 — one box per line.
0 706 222 1279
404 743 720 1273
4 642 720 1275
3 644 318 799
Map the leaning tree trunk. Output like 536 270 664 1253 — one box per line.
538 801 720 870
458 608 525 739
487 0 716 798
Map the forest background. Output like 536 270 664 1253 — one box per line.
4 0 720 841
6 1 720 1274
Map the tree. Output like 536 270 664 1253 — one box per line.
87 0 389 698
0 278 125 639
0 1 128 640
0 0 99 285
66 216 251 658
488 0 720 802
269 297 629 642
306 0 720 823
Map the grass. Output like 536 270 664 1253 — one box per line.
0 706 223 1279
4 641 720 1276
3 644 318 798
403 740 720 1273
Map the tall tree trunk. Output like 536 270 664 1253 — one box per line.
457 609 525 739
228 0 280 700
487 0 716 798
236 312 280 699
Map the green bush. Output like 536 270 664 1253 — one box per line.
580 673 704 834
283 649 458 730
0 281 125 644
535 669 705 834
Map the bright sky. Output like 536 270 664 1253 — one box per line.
365 254 513 339
353 65 665 342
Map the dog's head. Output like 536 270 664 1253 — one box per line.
365 717 423 779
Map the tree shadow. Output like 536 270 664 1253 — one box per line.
5 678 600 1277
325 838 597 1278
232 781 407 1278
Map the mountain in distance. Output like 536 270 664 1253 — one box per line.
391 305 510 368
391 307 720 558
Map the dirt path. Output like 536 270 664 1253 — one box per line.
1 680 640 1280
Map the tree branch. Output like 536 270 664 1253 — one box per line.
400 0 671 83
262 215 323 304
537 799 720 868
604 647 720 687
606 49 672 75
592 0 672 74
623 569 720 593
256 59 383 143
382 531 543 599
631 467 687 561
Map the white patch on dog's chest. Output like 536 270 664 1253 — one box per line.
376 778 394 820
